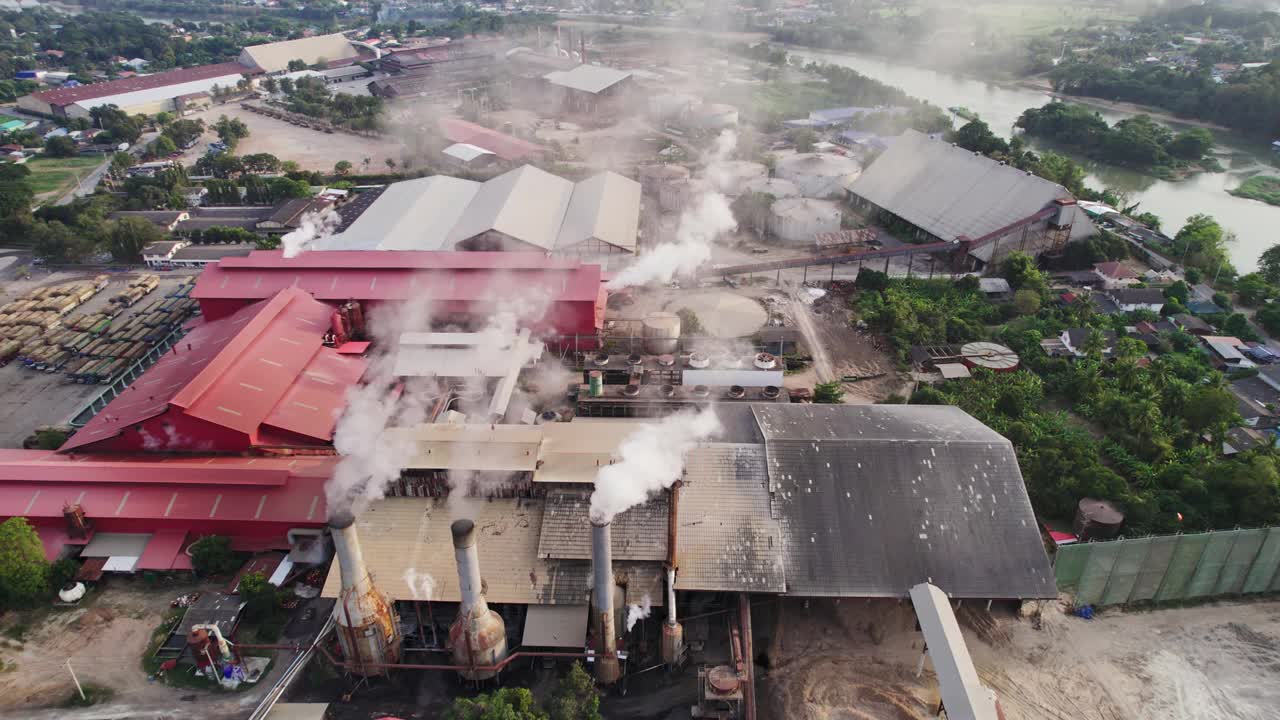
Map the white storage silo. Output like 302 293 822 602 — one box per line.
769 198 842 245
775 153 862 199
742 177 801 200
706 160 768 197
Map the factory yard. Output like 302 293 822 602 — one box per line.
763 597 1280 720
186 103 407 173
0 270 197 448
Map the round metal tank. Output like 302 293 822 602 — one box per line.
743 177 801 200
639 164 691 195
768 198 842 245
643 312 682 354
960 341 1020 372
775 152 862 199
660 177 710 214
1074 498 1124 541
707 160 768 197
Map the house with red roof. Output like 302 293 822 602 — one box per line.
60 287 366 455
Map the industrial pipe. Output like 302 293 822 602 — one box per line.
453 519 486 615
739 594 757 720
591 520 621 684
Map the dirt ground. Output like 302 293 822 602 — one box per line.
0 270 198 448
760 597 1280 720
186 103 408 173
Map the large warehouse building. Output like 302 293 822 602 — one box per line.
192 251 607 338
315 165 641 264
846 130 1094 266
237 32 362 73
17 62 250 119
60 288 366 455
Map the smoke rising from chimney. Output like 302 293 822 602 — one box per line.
589 407 720 525
626 593 652 632
607 130 739 289
282 207 340 258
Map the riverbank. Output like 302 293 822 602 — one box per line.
1229 176 1280 207
1016 75 1232 132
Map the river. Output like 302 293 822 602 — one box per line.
793 49 1280 272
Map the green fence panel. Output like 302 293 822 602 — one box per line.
1054 543 1091 590
1130 535 1178 602
1102 538 1150 606
1217 529 1265 595
1077 541 1121 606
1243 528 1280 594
1156 533 1208 603
1186 532 1237 598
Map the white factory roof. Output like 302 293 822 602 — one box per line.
393 329 542 378
316 175 480 251
847 129 1093 243
442 142 495 163
318 165 641 254
238 33 359 73
544 63 632 94
71 72 245 113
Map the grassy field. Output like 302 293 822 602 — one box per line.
0 113 20 124
22 155 105 197
1228 175 1280 206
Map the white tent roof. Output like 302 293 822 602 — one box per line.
543 64 632 94
443 143 496 163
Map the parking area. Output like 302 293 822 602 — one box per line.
0 269 198 449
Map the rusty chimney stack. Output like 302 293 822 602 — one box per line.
662 483 684 666
329 511 401 675
449 519 508 680
591 520 621 684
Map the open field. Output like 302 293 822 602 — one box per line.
0 270 197 448
762 597 1280 719
22 155 106 197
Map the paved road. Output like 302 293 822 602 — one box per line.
53 130 159 206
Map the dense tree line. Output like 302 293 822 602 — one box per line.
1015 102 1216 175
278 77 384 132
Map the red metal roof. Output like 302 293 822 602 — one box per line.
32 62 249 106
136 529 188 570
193 251 604 303
438 117 546 162
60 288 365 453
0 450 334 526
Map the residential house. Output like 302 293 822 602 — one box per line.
1106 287 1165 313
1058 328 1117 358
1172 313 1213 335
1201 335 1254 369
1223 426 1272 455
1093 261 1139 289
978 277 1011 299
1229 376 1278 428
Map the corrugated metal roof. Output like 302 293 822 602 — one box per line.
31 62 247 105
556 171 641 252
136 529 188 570
62 288 366 452
443 143 495 163
315 176 480 251
386 423 542 472
393 329 541 378
537 488 668 561
675 444 786 592
847 130 1076 243
81 532 151 558
449 165 576 251
73 72 245 113
239 34 358 73
522 604 588 647
909 583 1000 720
534 421 652 484
752 404 1056 599
438 117 546 162
544 64 632 94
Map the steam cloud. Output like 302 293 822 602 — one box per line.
589 406 721 525
281 207 340 258
402 568 436 601
626 594 652 632
606 130 740 289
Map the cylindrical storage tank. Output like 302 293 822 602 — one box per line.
768 198 842 245
742 177 801 200
329 512 402 675
689 102 739 129
648 92 696 121
588 370 604 397
960 341 1020 372
642 312 682 355
1074 498 1124 541
448 520 509 680
775 153 862 199
639 164 691 195
660 177 710 214
706 160 768 197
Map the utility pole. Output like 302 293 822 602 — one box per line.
65 660 85 701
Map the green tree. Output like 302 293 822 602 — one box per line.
547 662 602 720
1259 244 1280 285
242 153 281 174
949 120 1008 156
106 217 164 262
0 164 34 220
286 59 308 72
445 688 547 720
1167 128 1214 161
162 118 205 148
31 220 94 263
1259 302 1280 336
1001 251 1046 293
814 381 845 404
1234 273 1272 307
0 517 50 609
212 115 249 149
1182 386 1239 441
189 535 240 576
1164 280 1190 304
334 160 352 176
789 128 817 153
44 135 79 158
238 571 280 621
1013 288 1041 315
148 135 177 158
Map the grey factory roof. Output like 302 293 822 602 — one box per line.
543 64 633 94
753 404 1056 598
538 488 669 561
846 129 1080 243
316 166 640 254
238 33 360 73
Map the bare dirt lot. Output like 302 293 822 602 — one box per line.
761 597 1280 720
0 270 197 448
186 103 408 173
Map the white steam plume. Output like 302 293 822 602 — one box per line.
607 130 740 290
589 406 721 525
281 207 340 258
626 594 652 632
403 568 436 601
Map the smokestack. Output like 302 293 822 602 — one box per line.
662 483 684 665
329 511 402 674
592 520 621 684
449 520 508 680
